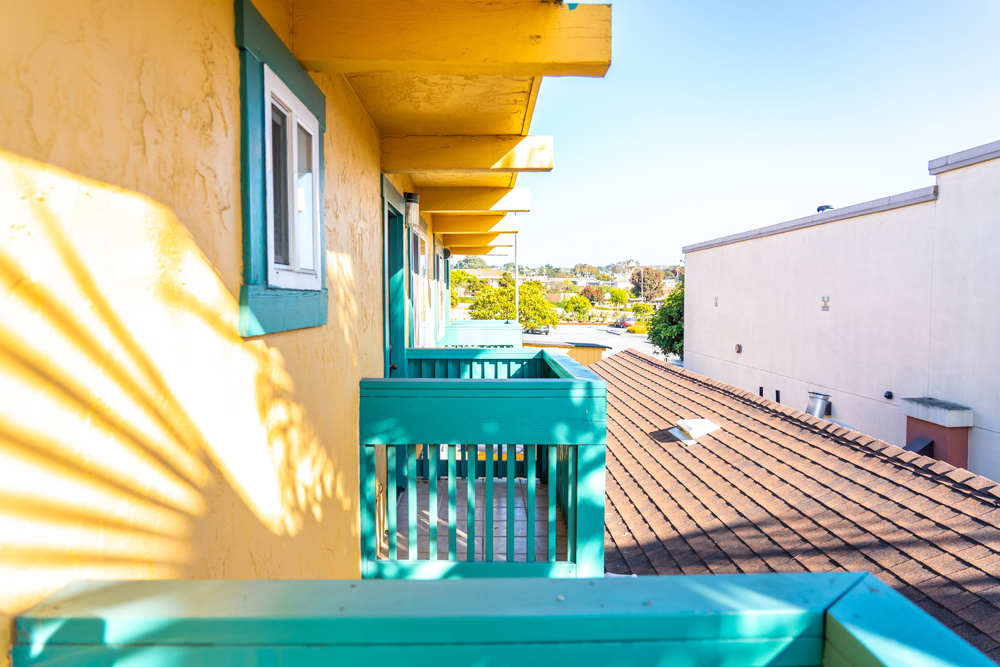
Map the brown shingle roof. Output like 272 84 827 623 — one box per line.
593 349 1000 661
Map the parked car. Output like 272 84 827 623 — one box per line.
612 317 636 328
523 324 551 335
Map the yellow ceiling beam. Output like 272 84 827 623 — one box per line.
433 215 517 235
418 188 530 214
383 136 553 174
293 1 612 77
450 246 509 256
442 233 511 247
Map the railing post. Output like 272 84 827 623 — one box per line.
575 444 607 577
506 444 515 561
466 444 476 562
526 445 535 562
407 445 417 560
387 445 397 561
429 445 438 561
360 445 376 577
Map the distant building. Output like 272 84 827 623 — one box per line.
684 139 1000 481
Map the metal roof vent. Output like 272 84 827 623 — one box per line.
669 419 720 445
806 391 832 418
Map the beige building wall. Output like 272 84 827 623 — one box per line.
0 2 423 661
684 149 1000 482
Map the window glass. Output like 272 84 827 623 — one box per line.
264 65 321 291
296 123 315 272
271 103 290 266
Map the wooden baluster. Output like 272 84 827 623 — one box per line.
466 444 476 562
484 444 493 561
448 445 457 561
526 445 535 563
429 445 438 561
408 444 417 560
548 444 556 563
387 445 397 561
507 444 515 561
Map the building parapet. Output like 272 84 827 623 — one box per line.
929 138 1000 175
683 185 938 254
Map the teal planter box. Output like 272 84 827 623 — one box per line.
16 573 992 666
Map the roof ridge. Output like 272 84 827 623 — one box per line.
600 350 1000 504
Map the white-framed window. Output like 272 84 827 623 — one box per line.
410 229 429 346
264 64 322 291
436 252 446 338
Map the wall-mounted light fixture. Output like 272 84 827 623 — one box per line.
404 192 419 229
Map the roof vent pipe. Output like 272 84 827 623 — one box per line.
806 391 832 418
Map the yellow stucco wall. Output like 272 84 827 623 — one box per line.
0 2 408 663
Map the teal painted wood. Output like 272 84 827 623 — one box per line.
548 445 557 563
448 445 457 560
381 174 405 214
18 574 863 646
359 383 606 446
429 448 438 561
15 638 821 667
387 446 397 560
360 446 376 575
238 50 265 287
567 446 577 564
527 445 536 562
407 445 417 560
234 0 325 127
574 444 607 577
366 562 578 580
439 320 523 349
824 573 995 667
386 199 406 378
484 445 493 562
466 445 476 562
507 445 515 560
235 0 328 337
239 285 328 336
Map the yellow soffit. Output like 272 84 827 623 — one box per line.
292 1 612 78
418 188 530 214
449 246 510 257
433 215 518 235
382 136 553 174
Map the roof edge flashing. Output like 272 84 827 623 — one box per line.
929 138 1000 175
683 186 938 254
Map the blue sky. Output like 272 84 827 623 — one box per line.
500 0 1000 268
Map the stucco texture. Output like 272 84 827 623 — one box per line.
0 2 392 663
685 156 1000 482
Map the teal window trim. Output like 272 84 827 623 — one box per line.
235 0 328 336
382 176 406 377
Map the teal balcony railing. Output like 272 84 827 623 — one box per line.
17 573 993 666
437 319 522 348
359 348 606 579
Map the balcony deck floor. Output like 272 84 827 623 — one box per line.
385 478 569 562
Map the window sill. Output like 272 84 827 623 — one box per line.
239 284 328 336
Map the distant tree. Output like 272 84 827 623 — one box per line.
469 280 558 329
609 288 629 309
631 303 654 320
499 271 514 288
580 285 603 305
648 280 684 358
560 279 578 294
454 256 489 270
564 295 591 320
630 266 665 302
597 285 613 294
543 263 558 278
451 269 483 294
596 273 611 281
573 263 597 277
